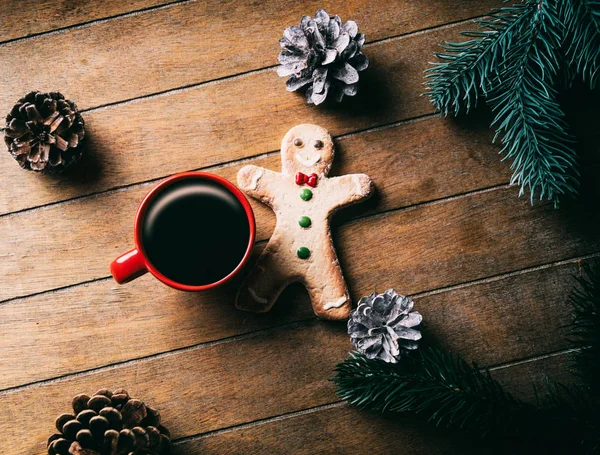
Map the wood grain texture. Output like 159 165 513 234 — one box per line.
0 317 574 454
0 0 499 112
0 244 582 390
0 2 595 454
0 112 506 301
0 0 176 43
190 404 485 455
338 186 599 299
0 0 173 42
414 261 580 368
0 22 477 215
2 166 597 303
186 353 574 455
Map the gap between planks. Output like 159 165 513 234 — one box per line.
1 251 595 397
172 347 577 446
0 14 487 219
173 401 348 445
79 16 482 114
0 179 510 306
0 0 195 46
0 112 438 221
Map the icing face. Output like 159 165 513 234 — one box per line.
280 124 334 176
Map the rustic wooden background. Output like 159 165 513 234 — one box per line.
1 0 599 453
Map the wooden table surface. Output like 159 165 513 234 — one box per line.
2 1 599 453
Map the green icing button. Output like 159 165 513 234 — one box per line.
297 247 311 259
300 188 313 201
299 216 312 228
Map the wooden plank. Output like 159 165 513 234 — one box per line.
0 111 505 301
0 240 581 390
0 321 349 453
192 405 484 455
491 353 577 401
337 186 600 300
0 270 314 390
0 23 478 215
2 161 598 303
0 315 574 453
0 0 173 43
0 0 499 111
412 262 579 368
183 355 574 455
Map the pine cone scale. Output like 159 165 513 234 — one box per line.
285 74 312 91
5 118 28 137
333 33 350 54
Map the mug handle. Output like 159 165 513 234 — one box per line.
110 248 148 284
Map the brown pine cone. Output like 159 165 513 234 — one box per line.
47 388 171 455
3 91 85 173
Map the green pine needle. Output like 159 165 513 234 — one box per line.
563 0 600 89
425 0 581 206
425 4 536 116
569 262 600 391
487 0 578 205
333 348 532 438
540 378 600 452
333 262 600 451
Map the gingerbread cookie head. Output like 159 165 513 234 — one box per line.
280 124 334 177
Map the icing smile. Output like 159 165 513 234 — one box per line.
295 153 321 167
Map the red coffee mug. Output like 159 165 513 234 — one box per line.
110 172 255 290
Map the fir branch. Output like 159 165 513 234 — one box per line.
541 379 600 452
333 348 533 438
334 265 600 450
425 0 580 206
425 4 539 116
569 262 600 390
486 0 579 205
563 0 600 89
333 349 595 450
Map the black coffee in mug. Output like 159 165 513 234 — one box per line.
141 178 251 286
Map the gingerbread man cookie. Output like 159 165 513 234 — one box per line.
236 124 373 320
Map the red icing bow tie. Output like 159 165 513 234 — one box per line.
295 172 318 187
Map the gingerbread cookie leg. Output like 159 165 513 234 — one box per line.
236 240 292 313
303 241 351 320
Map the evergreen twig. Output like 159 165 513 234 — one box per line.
569 262 600 393
563 0 600 89
425 4 535 115
334 348 533 437
333 263 600 451
486 1 578 205
425 0 581 206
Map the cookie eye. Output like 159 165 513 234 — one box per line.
313 140 324 149
294 138 304 147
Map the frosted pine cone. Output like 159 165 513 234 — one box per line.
348 289 422 363
277 9 369 105
4 91 85 173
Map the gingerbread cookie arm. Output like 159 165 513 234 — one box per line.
237 165 283 208
327 174 374 212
